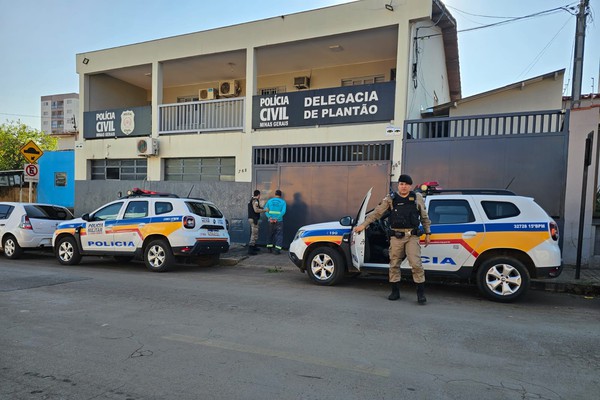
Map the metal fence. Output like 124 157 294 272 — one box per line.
404 109 567 139
158 98 245 134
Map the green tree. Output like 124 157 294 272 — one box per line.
0 120 57 170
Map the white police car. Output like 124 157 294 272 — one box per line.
288 186 562 302
53 188 230 272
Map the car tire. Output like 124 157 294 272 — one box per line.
114 256 134 264
477 256 530 302
3 235 23 259
306 247 345 286
197 254 220 267
144 239 174 272
56 236 82 265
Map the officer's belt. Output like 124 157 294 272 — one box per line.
392 228 414 233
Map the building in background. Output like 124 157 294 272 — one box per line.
41 93 79 150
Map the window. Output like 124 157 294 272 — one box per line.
123 201 148 219
91 159 147 180
177 95 199 102
260 87 286 95
0 204 14 219
186 201 223 218
428 200 475 224
341 75 385 86
155 202 173 215
24 205 72 220
165 157 235 182
481 201 521 220
91 202 123 221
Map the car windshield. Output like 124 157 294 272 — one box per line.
185 201 223 218
24 205 73 220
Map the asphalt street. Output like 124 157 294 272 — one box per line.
1 254 599 400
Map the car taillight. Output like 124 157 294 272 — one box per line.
19 215 33 230
550 221 559 241
183 216 195 229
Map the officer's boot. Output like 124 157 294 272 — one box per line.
416 283 427 305
388 282 400 301
248 246 258 256
252 245 261 252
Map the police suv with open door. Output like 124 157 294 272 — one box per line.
289 184 562 302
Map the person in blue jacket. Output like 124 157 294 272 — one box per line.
264 189 287 254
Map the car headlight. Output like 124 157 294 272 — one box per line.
293 230 305 241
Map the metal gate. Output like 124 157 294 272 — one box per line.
254 142 393 247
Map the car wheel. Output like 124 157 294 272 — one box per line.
114 256 134 264
306 247 345 286
477 256 530 302
56 236 82 265
197 254 220 267
144 239 174 272
3 235 23 259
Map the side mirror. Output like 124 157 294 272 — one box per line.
339 216 353 226
82 213 90 221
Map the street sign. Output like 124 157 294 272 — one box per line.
20 140 44 163
24 163 39 183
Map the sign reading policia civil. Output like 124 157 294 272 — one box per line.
20 140 44 163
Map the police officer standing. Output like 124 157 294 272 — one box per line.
265 189 287 254
354 174 431 304
247 190 267 255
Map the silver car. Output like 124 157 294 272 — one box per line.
0 202 73 259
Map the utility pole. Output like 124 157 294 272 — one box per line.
570 0 589 108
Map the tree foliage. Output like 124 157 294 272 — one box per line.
0 121 57 171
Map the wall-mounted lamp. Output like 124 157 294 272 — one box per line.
385 3 394 12
82 58 89 65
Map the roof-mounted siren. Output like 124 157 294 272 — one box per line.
218 80 239 97
136 137 159 157
199 87 218 100
294 76 310 90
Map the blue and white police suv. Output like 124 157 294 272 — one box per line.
288 186 562 302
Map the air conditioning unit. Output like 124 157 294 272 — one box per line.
219 80 239 97
199 87 218 100
136 138 158 156
294 76 310 89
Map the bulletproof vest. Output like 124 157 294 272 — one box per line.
248 197 260 221
388 191 420 229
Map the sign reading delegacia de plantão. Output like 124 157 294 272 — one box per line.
252 82 395 130
83 106 151 139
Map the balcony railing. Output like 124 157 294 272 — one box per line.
158 98 245 134
404 109 567 139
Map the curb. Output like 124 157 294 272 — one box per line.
530 279 600 296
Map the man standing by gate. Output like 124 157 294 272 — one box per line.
353 174 431 304
265 189 287 255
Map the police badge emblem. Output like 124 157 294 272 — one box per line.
121 110 135 135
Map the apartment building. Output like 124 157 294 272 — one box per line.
41 93 79 150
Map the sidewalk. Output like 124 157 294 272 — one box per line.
221 244 600 297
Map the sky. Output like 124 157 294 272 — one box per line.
0 0 598 130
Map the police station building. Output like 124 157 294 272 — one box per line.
74 0 461 244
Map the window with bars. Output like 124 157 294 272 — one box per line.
164 157 235 182
91 159 147 180
259 87 286 95
254 143 391 165
341 75 385 86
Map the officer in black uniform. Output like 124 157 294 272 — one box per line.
354 174 431 304
247 190 266 255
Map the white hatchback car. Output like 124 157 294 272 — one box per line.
0 202 73 259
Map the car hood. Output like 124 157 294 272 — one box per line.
298 220 347 232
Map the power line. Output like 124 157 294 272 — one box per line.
0 112 42 119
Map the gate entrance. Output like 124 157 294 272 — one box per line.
254 142 392 246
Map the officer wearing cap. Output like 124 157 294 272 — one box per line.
354 174 431 304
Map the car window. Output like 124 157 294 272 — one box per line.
186 201 223 218
481 201 521 220
123 201 148 219
92 202 123 221
0 204 14 219
24 205 73 220
155 201 173 215
428 200 475 224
